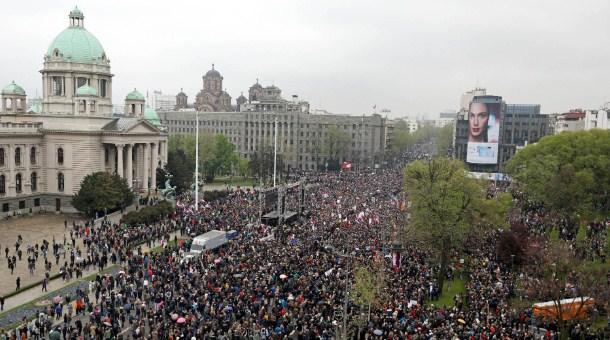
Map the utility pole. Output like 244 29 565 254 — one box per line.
195 111 199 210
273 115 278 187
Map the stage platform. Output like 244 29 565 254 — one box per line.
261 210 298 225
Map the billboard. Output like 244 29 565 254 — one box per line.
466 96 502 164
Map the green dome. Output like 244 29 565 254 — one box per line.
126 89 144 101
2 81 26 96
75 85 98 96
144 106 161 126
46 22 106 64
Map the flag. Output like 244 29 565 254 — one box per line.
392 251 401 269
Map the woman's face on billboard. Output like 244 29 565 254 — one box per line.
469 102 489 141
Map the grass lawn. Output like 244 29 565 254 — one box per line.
427 278 466 308
580 259 610 271
592 317 608 331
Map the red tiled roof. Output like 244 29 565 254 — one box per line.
560 111 585 120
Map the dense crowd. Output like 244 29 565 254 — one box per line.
1 152 608 339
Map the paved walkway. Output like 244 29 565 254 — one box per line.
0 205 137 311
0 228 181 330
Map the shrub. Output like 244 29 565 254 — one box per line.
203 190 230 201
122 201 175 225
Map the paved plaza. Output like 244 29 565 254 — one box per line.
0 214 86 296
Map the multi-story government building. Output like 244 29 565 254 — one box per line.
159 110 387 172
0 7 168 216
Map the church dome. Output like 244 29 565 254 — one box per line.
126 89 144 101
205 64 221 78
75 85 98 97
250 82 263 90
46 8 107 64
144 106 161 126
2 81 26 96
205 69 221 78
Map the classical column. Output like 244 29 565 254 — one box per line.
126 144 133 188
151 142 158 190
109 145 116 173
133 144 140 190
100 144 106 172
142 143 149 191
116 144 124 178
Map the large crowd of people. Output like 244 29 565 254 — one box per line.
1 150 608 339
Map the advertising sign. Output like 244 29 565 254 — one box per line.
466 96 502 164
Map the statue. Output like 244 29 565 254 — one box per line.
190 180 203 197
160 174 176 200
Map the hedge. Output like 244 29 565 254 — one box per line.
121 200 175 225
203 190 230 202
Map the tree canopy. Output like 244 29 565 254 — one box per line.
390 120 454 156
322 125 350 165
166 149 193 194
72 172 134 217
168 134 241 183
403 157 509 293
249 141 285 184
505 129 610 224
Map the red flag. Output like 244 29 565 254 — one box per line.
392 251 401 269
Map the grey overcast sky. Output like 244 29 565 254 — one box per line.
2 0 610 117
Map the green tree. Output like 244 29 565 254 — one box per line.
351 265 385 322
322 125 350 165
391 120 415 153
72 172 134 217
403 157 505 294
575 225 587 250
156 166 168 189
506 130 610 228
435 123 454 156
202 134 236 181
474 192 513 228
166 149 193 194
168 133 239 182
235 156 250 177
249 142 271 183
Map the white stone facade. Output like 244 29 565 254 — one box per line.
0 8 168 217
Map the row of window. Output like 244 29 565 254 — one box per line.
1 199 42 213
0 173 64 194
0 147 64 167
163 118 374 130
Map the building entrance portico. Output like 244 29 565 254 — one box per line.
101 119 168 194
